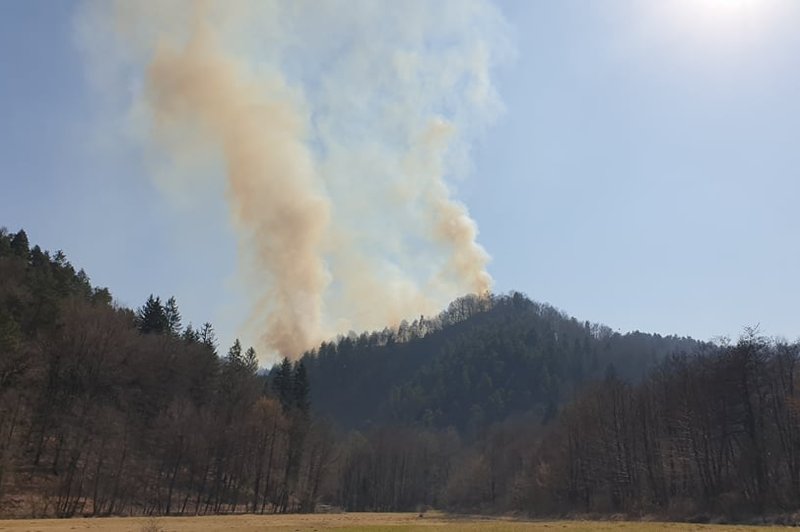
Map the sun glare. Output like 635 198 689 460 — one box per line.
643 0 778 54
702 0 759 16
684 0 766 26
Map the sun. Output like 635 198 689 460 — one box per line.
642 0 777 52
685 0 765 25
701 0 759 15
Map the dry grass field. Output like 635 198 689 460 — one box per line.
0 513 794 532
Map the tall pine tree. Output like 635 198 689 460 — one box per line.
164 296 182 336
199 322 217 355
136 295 168 334
10 229 29 258
273 357 294 412
293 361 310 415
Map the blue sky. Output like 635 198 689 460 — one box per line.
2 0 800 353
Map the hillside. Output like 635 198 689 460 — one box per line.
0 228 317 517
301 292 700 434
5 227 800 522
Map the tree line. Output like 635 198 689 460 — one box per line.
319 332 800 523
3 227 799 523
530 331 800 520
302 292 699 435
0 228 330 517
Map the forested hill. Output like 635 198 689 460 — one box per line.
301 292 700 434
0 228 317 517
7 227 800 521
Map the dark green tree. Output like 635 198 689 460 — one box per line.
199 322 217 355
273 357 294 412
164 296 182 336
182 324 200 343
91 287 112 306
227 338 243 364
244 346 258 374
136 294 168 334
293 361 310 415
10 229 29 257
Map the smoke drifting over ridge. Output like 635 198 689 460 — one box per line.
78 0 510 359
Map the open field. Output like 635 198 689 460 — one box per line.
0 513 794 532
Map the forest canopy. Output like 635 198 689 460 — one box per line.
1 227 797 523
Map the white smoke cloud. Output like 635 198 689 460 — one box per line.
76 0 511 359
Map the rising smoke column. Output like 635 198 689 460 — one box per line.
78 0 510 359
303 0 508 333
142 3 330 357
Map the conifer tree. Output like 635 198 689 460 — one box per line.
10 229 29 258
226 338 243 366
182 324 200 343
293 361 310 415
136 295 168 334
199 322 217 355
244 346 258 374
273 357 294 412
91 287 112 306
164 296 182 336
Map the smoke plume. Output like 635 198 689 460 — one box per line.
77 0 510 359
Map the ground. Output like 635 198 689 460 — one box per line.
0 513 794 532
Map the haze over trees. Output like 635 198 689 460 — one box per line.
1 227 799 523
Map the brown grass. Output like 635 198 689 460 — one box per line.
0 512 792 532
